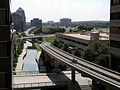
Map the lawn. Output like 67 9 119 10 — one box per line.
34 43 42 51
44 35 56 43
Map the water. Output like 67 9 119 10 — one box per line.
22 41 41 90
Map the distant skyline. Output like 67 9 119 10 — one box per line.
11 0 110 22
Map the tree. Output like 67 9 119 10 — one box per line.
52 39 62 48
62 43 70 52
74 49 83 58
83 42 109 68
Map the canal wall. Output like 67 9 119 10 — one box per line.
35 51 47 72
15 43 27 73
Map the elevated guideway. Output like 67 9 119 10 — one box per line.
40 42 120 90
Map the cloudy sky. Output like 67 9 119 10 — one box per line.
11 0 110 22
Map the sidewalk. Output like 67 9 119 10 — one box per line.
15 43 27 73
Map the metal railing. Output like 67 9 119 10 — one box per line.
13 81 68 88
13 71 40 75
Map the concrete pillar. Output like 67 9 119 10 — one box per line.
55 59 59 69
45 52 48 61
71 69 75 83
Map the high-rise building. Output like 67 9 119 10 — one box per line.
0 0 12 89
16 7 26 30
110 0 120 72
12 12 23 31
60 18 72 26
12 7 26 32
31 18 42 27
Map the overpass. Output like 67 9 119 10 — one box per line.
18 35 42 43
40 42 120 90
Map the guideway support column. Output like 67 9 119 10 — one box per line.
55 59 59 69
71 69 75 83
53 59 60 74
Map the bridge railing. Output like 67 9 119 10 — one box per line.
13 81 68 88
13 71 40 75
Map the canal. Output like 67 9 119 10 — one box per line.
22 41 41 90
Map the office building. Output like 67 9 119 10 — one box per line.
16 7 26 31
0 0 12 89
12 7 26 31
31 18 42 27
48 21 54 24
110 0 120 72
60 18 72 26
56 32 109 50
12 12 23 31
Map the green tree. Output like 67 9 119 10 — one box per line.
83 42 109 68
52 39 61 48
74 49 83 58
62 43 70 52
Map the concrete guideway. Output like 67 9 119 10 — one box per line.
40 42 120 90
15 44 27 73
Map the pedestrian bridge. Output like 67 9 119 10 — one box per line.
13 71 69 89
13 71 92 89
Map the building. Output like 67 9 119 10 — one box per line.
31 18 42 27
0 0 12 89
110 0 120 72
12 7 26 31
16 7 26 30
42 25 57 32
12 12 23 31
60 18 72 26
56 32 109 50
48 21 54 24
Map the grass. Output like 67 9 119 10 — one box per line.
44 35 56 43
34 43 42 51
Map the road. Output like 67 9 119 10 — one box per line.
24 27 36 36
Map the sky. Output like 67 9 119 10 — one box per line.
11 0 110 22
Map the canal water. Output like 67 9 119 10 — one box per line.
22 41 41 90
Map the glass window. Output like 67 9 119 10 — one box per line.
110 40 120 48
110 12 120 20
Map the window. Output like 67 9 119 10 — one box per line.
111 0 120 6
110 12 120 20
110 40 120 48
110 27 120 34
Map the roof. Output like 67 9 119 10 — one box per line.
63 33 109 40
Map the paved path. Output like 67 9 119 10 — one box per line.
13 71 92 89
15 44 27 73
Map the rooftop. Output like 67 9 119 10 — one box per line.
63 32 109 40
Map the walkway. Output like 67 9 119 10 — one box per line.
13 71 91 89
15 44 27 73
